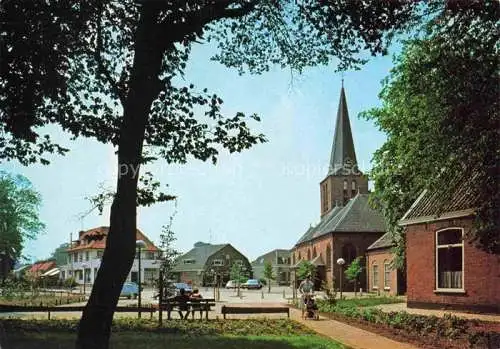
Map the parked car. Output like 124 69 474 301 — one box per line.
120 282 139 299
225 280 237 289
242 279 262 290
173 282 193 296
153 280 177 299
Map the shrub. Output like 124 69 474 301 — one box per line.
63 277 77 288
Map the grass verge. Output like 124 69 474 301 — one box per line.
1 318 349 349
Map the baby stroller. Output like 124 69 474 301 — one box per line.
302 294 319 320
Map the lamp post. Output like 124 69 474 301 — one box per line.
81 263 88 297
336 258 345 300
136 240 147 319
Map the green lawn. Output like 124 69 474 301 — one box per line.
4 332 347 349
1 319 349 349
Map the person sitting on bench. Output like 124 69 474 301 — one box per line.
169 288 190 319
189 288 203 319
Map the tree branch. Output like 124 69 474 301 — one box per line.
94 1 126 105
160 0 259 44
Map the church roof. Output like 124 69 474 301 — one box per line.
295 194 386 246
328 86 358 176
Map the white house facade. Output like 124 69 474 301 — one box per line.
59 227 162 285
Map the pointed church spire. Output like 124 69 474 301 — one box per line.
328 85 358 175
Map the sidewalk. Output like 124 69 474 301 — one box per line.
289 308 420 349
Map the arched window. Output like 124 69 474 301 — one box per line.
298 252 301 261
343 179 349 204
326 244 332 269
436 228 464 290
342 243 357 265
312 247 317 258
292 254 296 265
372 262 379 289
307 249 311 260
351 180 357 196
384 260 391 289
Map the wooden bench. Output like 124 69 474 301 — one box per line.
221 305 290 319
159 298 216 320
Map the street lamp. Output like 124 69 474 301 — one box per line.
81 263 88 296
136 240 147 319
336 258 345 299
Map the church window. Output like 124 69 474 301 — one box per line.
312 247 317 258
352 180 357 196
326 244 332 269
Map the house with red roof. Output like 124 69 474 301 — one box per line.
60 226 161 286
26 260 57 280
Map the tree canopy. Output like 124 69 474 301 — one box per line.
363 1 499 264
1 0 432 167
0 172 45 263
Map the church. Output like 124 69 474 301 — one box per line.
291 85 386 292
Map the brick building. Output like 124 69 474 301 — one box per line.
291 85 386 292
366 233 404 296
400 178 500 313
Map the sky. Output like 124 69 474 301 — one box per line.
2 41 399 264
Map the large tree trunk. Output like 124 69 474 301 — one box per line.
76 7 163 349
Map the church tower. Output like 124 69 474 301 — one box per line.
320 85 368 216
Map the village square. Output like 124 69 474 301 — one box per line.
0 1 498 349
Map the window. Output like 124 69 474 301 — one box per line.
292 254 296 265
85 251 89 261
384 261 391 289
78 270 83 281
73 253 77 263
298 252 301 261
234 259 244 266
183 259 195 264
97 250 103 259
343 179 349 204
212 259 224 266
372 264 379 289
322 183 328 212
307 249 311 260
436 228 464 290
351 180 357 196
326 245 332 269
146 251 154 259
312 247 317 258
78 253 82 262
